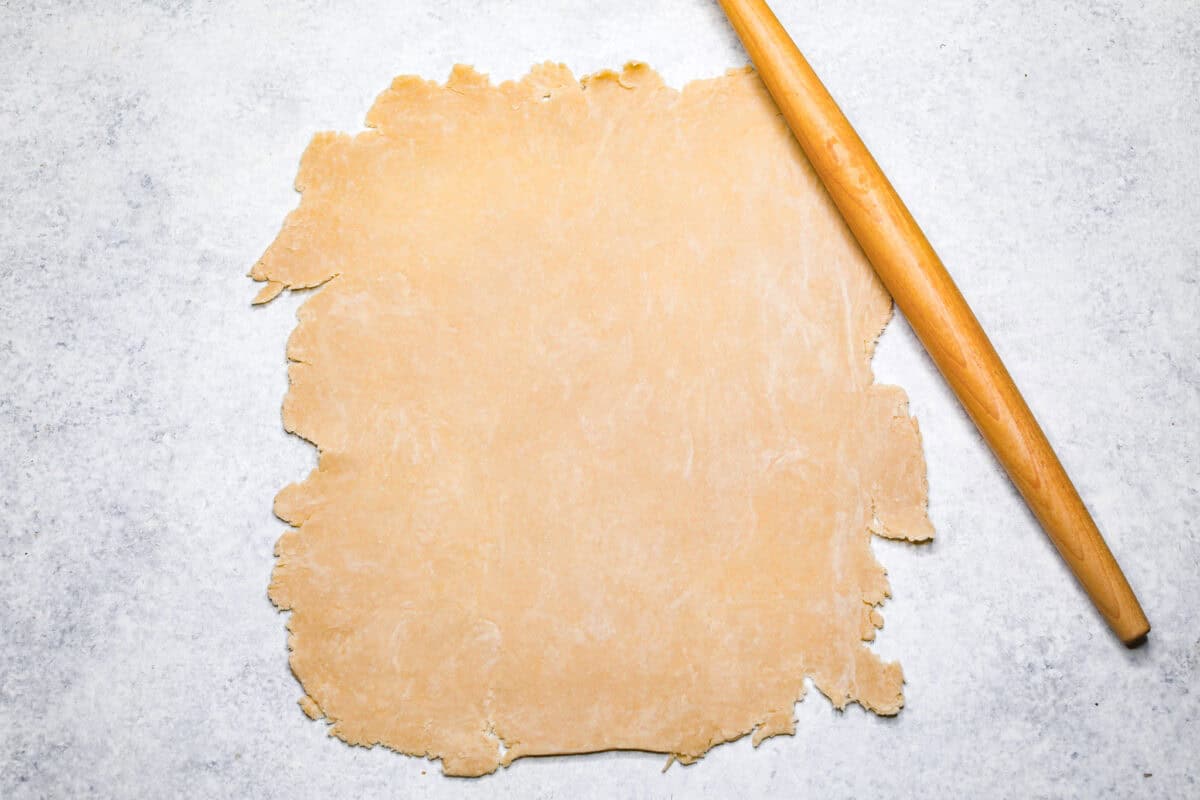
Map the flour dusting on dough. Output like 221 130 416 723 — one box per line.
253 63 933 776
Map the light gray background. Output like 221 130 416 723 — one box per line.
2 1 1197 797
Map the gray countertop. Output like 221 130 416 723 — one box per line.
2 1 1197 797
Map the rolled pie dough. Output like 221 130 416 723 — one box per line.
253 63 933 776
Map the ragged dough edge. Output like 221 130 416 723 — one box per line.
246 61 764 304
254 62 934 776
864 306 936 545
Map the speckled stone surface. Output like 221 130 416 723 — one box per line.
1 1 1197 797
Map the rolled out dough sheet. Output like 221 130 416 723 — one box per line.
252 63 933 776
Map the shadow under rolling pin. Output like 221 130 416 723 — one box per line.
716 0 1150 644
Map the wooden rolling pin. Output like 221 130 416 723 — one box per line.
717 0 1150 644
